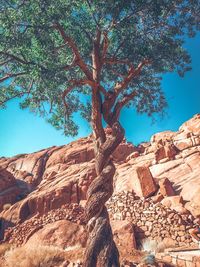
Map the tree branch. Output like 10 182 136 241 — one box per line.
112 37 127 58
0 79 33 105
107 12 136 31
0 71 27 83
54 23 93 80
86 0 101 29
0 91 27 105
60 55 77 71
101 31 109 60
114 59 151 95
0 51 47 71
105 57 133 69
73 19 93 41
113 91 137 120
62 79 94 112
101 59 150 125
92 29 102 83
0 52 30 65
0 59 11 66
99 85 107 96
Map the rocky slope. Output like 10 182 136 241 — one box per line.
0 114 200 265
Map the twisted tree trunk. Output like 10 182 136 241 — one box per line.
83 121 124 267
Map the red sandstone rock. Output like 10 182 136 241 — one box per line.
0 113 200 245
150 131 175 144
111 220 137 250
158 178 175 197
155 143 177 162
26 220 87 249
126 151 140 161
0 169 21 212
184 189 200 217
179 114 200 135
130 167 158 198
151 194 164 204
161 196 184 207
161 196 188 214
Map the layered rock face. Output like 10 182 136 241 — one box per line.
0 114 200 252
0 136 136 225
0 169 21 212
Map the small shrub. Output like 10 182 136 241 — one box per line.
4 243 66 267
141 238 158 254
141 254 156 265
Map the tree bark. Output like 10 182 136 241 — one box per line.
83 121 124 267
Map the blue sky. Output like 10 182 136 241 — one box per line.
0 35 199 157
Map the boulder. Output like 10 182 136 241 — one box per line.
161 196 184 207
130 167 158 198
161 196 187 214
155 143 177 162
173 135 193 151
26 220 87 249
151 194 164 204
111 220 137 251
113 141 136 162
185 194 200 217
158 178 175 197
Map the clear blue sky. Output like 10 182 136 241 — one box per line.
0 35 199 157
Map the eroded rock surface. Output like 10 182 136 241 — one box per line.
0 114 200 261
0 169 21 212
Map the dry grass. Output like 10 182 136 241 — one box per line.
4 243 67 267
0 243 12 257
3 203 12 210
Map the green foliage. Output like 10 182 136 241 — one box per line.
0 0 199 135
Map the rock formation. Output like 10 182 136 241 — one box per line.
0 114 200 266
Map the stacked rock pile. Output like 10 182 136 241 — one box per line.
3 203 84 246
107 191 196 247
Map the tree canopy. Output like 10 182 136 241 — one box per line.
0 0 200 136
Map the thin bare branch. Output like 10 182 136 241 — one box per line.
110 69 125 79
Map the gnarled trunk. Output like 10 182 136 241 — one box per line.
83 121 124 267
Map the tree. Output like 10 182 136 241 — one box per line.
0 1 199 266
